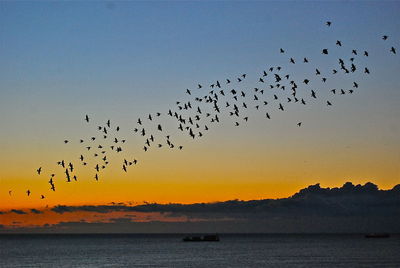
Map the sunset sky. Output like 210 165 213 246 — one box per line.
0 1 399 231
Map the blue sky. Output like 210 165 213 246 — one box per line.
0 1 399 205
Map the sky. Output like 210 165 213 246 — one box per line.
0 1 399 231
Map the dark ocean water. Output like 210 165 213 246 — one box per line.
0 234 399 267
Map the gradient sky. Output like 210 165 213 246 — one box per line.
0 0 399 219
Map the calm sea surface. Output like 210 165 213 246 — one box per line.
0 234 399 267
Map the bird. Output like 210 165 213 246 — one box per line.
390 47 396 54
85 115 89 123
297 122 302 127
37 167 42 175
326 21 331 26
382 35 388 40
311 90 316 99
322 49 328 55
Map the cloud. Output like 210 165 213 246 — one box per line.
30 209 43 214
109 217 134 223
10 209 27 215
49 182 400 220
3 182 399 233
51 205 127 214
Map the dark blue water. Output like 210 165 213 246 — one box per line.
0 234 399 267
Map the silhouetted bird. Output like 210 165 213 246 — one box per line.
311 90 316 98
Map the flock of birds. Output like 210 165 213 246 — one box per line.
6 21 398 200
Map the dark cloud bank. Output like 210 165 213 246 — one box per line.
2 182 400 233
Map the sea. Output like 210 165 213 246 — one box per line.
0 234 399 267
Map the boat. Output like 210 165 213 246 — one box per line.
365 233 390 238
182 234 220 242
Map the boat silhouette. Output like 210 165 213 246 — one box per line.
365 233 390 238
182 234 220 242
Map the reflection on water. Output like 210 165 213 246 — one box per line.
0 234 399 268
